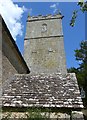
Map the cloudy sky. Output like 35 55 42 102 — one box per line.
0 0 27 41
0 1 85 68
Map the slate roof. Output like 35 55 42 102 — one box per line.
2 73 83 108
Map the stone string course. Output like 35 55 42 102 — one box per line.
2 73 83 108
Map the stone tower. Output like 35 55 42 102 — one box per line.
24 14 67 74
2 15 84 119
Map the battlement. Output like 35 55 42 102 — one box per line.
27 14 64 22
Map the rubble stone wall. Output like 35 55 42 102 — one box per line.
2 52 17 84
2 111 84 120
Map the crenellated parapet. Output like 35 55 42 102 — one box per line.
27 14 64 22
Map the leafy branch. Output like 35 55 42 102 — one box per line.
70 1 87 27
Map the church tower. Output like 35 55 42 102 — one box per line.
24 14 67 74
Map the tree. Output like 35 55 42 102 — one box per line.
75 41 87 96
70 1 87 27
68 41 87 106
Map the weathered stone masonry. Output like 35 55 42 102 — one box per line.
24 14 67 74
1 15 29 84
1 14 85 119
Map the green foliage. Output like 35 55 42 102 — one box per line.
70 1 87 27
78 1 87 12
67 67 78 73
25 108 48 119
75 41 87 62
68 67 85 86
68 41 87 107
70 10 78 27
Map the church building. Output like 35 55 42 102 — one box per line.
1 14 84 119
